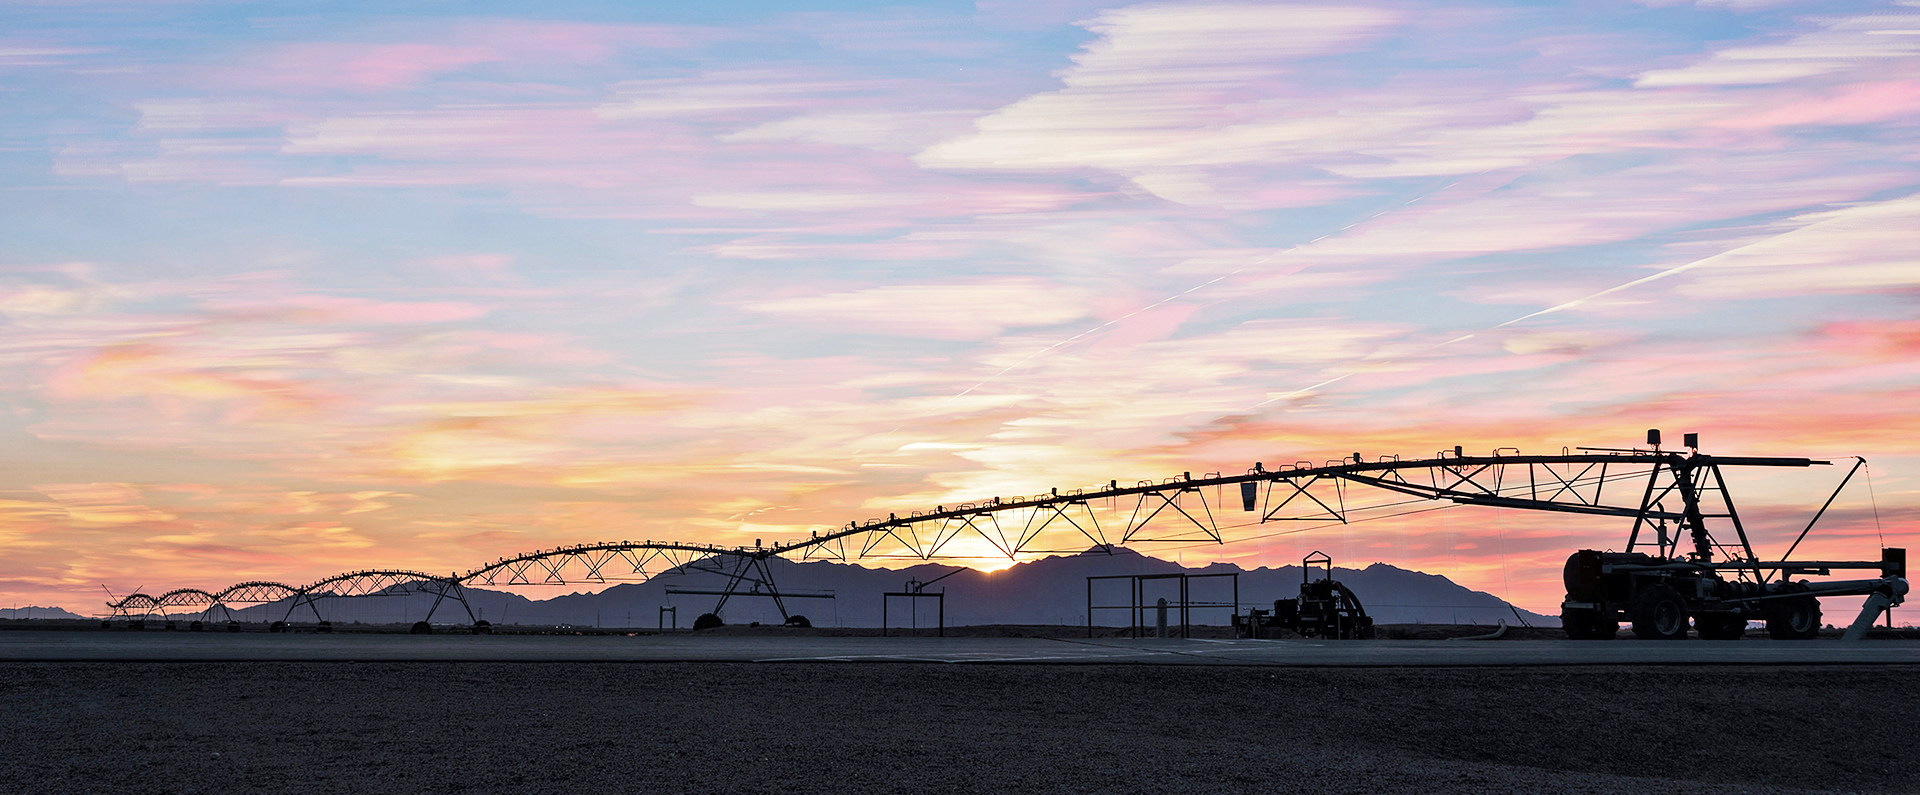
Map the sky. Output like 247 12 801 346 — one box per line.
1 0 1916 617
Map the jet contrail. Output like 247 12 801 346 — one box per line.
1253 250 1738 406
1254 194 1906 407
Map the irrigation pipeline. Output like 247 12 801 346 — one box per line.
104 446 1834 617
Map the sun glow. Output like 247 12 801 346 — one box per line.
2 1 1917 616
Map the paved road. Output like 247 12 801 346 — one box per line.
5 630 1918 664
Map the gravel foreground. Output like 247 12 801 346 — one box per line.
1 662 1912 795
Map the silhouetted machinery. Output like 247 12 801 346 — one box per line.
107 429 1909 644
1238 552 1374 639
1560 547 1906 640
1558 431 1908 640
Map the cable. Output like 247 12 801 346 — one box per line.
1494 505 1515 614
1866 462 1885 547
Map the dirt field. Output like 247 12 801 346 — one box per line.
1 662 1912 795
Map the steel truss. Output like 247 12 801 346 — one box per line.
107 443 1898 626
281 570 477 626
109 581 300 623
777 448 1836 578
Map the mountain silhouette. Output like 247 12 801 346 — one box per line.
0 605 89 621
205 547 1553 627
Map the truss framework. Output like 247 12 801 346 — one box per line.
108 446 1858 621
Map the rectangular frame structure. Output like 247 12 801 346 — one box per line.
1085 572 1238 639
882 591 944 637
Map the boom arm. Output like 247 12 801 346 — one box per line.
781 450 1826 572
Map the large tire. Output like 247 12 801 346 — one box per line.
692 612 724 631
1766 596 1822 640
1560 606 1590 639
1560 606 1617 640
783 614 811 628
1630 585 1689 640
1695 613 1745 640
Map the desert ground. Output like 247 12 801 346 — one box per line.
1 658 1912 795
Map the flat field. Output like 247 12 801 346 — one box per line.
0 661 1912 795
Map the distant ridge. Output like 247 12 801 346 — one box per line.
197 547 1554 628
0 606 89 620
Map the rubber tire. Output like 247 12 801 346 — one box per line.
472 620 492 635
1766 596 1822 640
783 614 811 628
409 621 432 635
692 612 724 631
1561 606 1617 640
1695 613 1745 640
1630 585 1690 640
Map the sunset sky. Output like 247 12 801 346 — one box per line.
2 0 1916 617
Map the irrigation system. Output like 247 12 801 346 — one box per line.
105 433 1907 637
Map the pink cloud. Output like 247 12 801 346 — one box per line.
225 19 720 93
277 296 488 325
257 42 501 90
1714 81 1920 129
438 19 721 60
1077 301 1205 352
739 279 1097 341
13 4 1920 618
1817 320 1920 360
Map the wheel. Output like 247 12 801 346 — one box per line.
1560 606 1617 640
409 621 432 635
1630 585 1690 640
692 612 724 631
783 614 811 628
1695 613 1745 640
1766 596 1822 640
1560 603 1596 639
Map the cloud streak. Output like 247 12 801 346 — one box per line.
0 1 1915 617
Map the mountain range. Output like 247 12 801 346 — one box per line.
189 547 1553 628
0 606 89 620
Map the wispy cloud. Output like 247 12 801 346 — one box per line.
2 0 1916 615
1634 12 1920 87
740 279 1095 340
